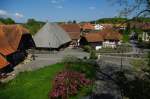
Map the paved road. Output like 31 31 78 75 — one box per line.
100 55 143 66
15 48 89 72
1 48 89 82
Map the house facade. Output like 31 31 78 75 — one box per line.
83 33 103 50
101 29 122 48
94 24 104 30
81 28 122 50
131 22 150 42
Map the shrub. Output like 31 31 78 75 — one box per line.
83 45 92 52
61 55 81 64
61 56 97 79
90 50 97 59
65 62 96 79
50 71 92 99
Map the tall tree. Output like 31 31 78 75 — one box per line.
109 0 150 17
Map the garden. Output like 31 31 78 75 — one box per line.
0 56 96 99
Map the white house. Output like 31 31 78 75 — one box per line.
94 24 104 30
142 32 150 42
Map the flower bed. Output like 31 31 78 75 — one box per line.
50 71 92 99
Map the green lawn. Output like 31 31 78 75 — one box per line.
0 62 94 99
129 59 147 71
0 63 65 99
122 34 130 43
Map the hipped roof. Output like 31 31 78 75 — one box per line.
81 23 94 30
84 33 103 42
0 25 29 56
60 24 81 40
130 22 150 30
34 23 71 48
98 29 122 40
84 28 122 42
0 55 10 69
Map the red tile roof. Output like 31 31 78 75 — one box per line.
98 29 122 40
131 22 150 30
84 28 122 42
60 24 81 40
101 24 113 29
0 55 10 69
81 23 94 30
84 33 103 42
0 25 29 56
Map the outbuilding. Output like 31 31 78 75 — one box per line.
34 23 71 50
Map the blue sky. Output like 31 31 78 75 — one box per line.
0 0 123 23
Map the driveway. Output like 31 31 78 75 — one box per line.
1 48 89 82
15 48 89 72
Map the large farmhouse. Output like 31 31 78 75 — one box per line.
83 33 103 50
100 29 122 48
82 28 122 50
0 25 35 73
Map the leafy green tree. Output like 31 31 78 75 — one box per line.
90 50 97 59
94 17 127 24
73 20 77 24
24 18 45 35
5 18 15 24
0 18 15 24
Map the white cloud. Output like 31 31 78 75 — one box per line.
0 9 24 19
50 0 65 4
89 6 96 10
15 13 24 18
0 10 8 18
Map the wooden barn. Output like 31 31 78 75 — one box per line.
34 23 71 50
0 25 35 72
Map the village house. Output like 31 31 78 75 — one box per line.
81 23 95 32
132 22 150 42
0 25 35 72
82 28 122 50
59 23 81 47
94 24 104 30
81 23 105 31
83 33 103 50
100 29 122 48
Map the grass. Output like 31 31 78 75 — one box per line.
70 85 93 99
123 34 130 43
130 59 147 71
0 63 65 99
0 61 95 99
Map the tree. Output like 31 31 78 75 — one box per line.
27 18 37 25
24 18 45 35
109 0 150 18
0 18 15 24
73 20 77 24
